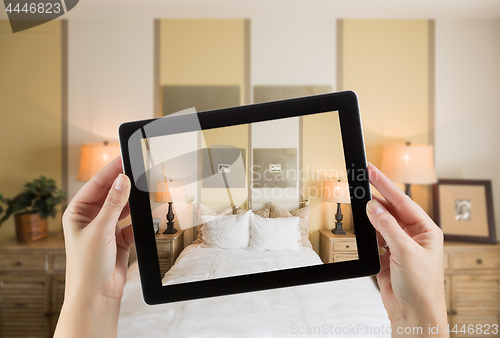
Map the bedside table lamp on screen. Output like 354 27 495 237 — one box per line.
323 180 351 235
380 142 437 199
76 142 120 181
155 180 185 234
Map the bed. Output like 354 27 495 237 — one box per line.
118 205 391 337
162 245 323 285
119 261 390 338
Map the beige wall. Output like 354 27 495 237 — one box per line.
0 20 63 241
435 20 500 239
67 20 154 204
160 19 247 106
303 111 350 254
160 19 248 245
201 126 248 211
339 19 433 213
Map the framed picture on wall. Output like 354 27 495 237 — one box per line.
433 179 497 243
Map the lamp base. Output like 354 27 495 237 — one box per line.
405 183 412 199
332 223 347 235
331 203 347 235
163 221 177 234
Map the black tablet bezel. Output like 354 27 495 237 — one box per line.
119 90 380 305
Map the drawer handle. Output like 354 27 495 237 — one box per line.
476 259 483 265
346 245 350 248
15 261 22 267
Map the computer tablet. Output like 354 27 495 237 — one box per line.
119 90 380 305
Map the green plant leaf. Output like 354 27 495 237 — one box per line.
0 176 67 226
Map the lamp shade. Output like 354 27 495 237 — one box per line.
154 180 185 203
380 143 437 184
76 142 120 182
323 181 350 204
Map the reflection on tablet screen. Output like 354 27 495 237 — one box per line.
140 110 359 286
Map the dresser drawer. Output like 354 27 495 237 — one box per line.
333 240 357 252
0 253 48 272
158 255 171 275
443 252 449 270
334 253 358 263
53 254 66 271
451 252 500 270
156 241 171 252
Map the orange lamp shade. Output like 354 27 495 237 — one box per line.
154 181 172 203
154 181 185 203
76 143 120 182
323 181 351 204
380 143 437 184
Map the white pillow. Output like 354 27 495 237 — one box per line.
201 211 251 249
248 213 302 251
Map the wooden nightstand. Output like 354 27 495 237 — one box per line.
444 242 500 336
155 230 184 277
0 232 65 338
319 229 358 263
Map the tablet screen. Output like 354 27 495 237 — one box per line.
138 109 360 286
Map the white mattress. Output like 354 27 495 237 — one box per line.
118 252 391 337
162 244 324 285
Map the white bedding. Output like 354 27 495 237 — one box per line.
118 259 391 337
162 244 323 285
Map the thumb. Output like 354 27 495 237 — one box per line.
366 199 413 254
94 174 131 230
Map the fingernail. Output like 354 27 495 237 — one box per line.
114 174 128 191
378 247 387 255
367 199 385 216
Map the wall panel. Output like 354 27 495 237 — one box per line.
435 20 500 239
340 19 432 213
160 19 248 245
0 20 63 241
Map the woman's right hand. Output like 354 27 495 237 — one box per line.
366 163 449 337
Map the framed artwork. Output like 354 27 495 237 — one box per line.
253 148 297 188
433 179 497 243
254 85 332 103
162 85 240 117
201 147 246 188
153 218 160 235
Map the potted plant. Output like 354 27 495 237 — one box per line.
0 176 66 242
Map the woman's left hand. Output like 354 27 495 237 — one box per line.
54 156 134 338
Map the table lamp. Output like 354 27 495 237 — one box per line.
380 142 437 199
155 180 185 234
76 142 120 181
323 180 351 235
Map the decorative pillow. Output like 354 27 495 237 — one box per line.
269 203 313 249
193 204 233 244
248 213 301 251
201 211 252 249
234 207 270 218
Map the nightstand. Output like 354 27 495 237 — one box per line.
443 242 500 335
319 229 358 263
155 230 184 277
0 232 65 338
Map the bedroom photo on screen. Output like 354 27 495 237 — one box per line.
139 110 359 286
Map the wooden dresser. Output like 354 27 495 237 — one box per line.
155 230 184 278
319 229 358 263
444 242 500 336
0 232 65 338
